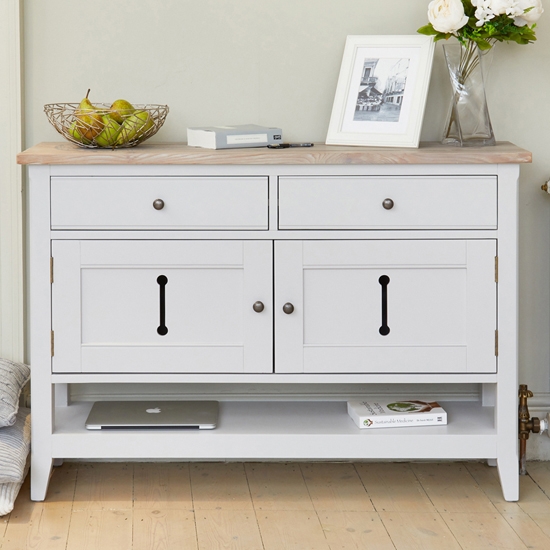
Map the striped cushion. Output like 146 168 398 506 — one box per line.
0 408 31 484
0 464 28 516
0 359 30 427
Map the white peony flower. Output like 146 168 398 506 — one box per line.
427 0 469 33
513 0 544 25
507 2 527 17
489 0 520 14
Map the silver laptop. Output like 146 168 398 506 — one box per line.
85 400 219 430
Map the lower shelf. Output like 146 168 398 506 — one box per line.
52 400 498 460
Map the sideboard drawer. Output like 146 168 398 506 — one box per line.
278 176 497 229
51 177 268 230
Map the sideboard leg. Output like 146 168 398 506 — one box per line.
30 455 53 501
28 171 55 503
487 458 497 467
497 455 519 501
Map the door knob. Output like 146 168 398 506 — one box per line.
382 198 394 210
253 301 265 313
153 199 165 210
282 302 294 314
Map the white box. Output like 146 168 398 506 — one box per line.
187 124 283 149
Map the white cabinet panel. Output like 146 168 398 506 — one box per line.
275 240 496 374
279 176 497 229
52 240 273 373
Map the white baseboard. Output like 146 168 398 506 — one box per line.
526 436 550 461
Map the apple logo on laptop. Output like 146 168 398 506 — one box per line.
146 407 161 414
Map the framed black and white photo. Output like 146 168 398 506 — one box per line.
326 35 435 148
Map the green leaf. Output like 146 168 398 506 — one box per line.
417 24 438 36
475 39 493 50
417 24 451 42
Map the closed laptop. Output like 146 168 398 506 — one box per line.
85 400 219 430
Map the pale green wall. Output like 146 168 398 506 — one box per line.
23 1 550 394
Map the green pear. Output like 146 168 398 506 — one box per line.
93 106 111 116
94 115 121 147
109 99 135 124
67 120 91 145
78 89 94 111
115 110 153 145
75 89 104 140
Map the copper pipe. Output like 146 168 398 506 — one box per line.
518 384 540 475
519 439 527 476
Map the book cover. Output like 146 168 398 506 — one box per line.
187 124 283 149
347 399 447 429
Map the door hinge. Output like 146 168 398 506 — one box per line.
495 329 499 356
51 330 54 357
50 257 54 284
495 256 499 283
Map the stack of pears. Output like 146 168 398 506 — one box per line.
68 90 154 148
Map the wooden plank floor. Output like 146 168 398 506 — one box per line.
3 461 550 549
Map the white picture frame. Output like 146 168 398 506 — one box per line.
326 35 435 148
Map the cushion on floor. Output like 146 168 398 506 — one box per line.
0 407 31 484
0 358 30 428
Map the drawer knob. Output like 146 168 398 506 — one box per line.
253 301 265 313
282 302 294 315
382 198 394 210
153 199 165 210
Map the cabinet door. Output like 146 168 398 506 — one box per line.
52 240 272 373
275 240 496 374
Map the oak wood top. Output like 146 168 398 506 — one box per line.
17 141 532 165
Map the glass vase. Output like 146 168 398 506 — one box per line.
442 41 495 147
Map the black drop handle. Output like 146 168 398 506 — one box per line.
379 275 390 336
157 275 168 336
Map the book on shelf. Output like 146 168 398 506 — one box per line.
347 399 447 429
187 124 283 149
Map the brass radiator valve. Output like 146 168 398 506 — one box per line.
519 384 540 474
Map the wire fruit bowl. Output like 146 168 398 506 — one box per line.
44 103 169 149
